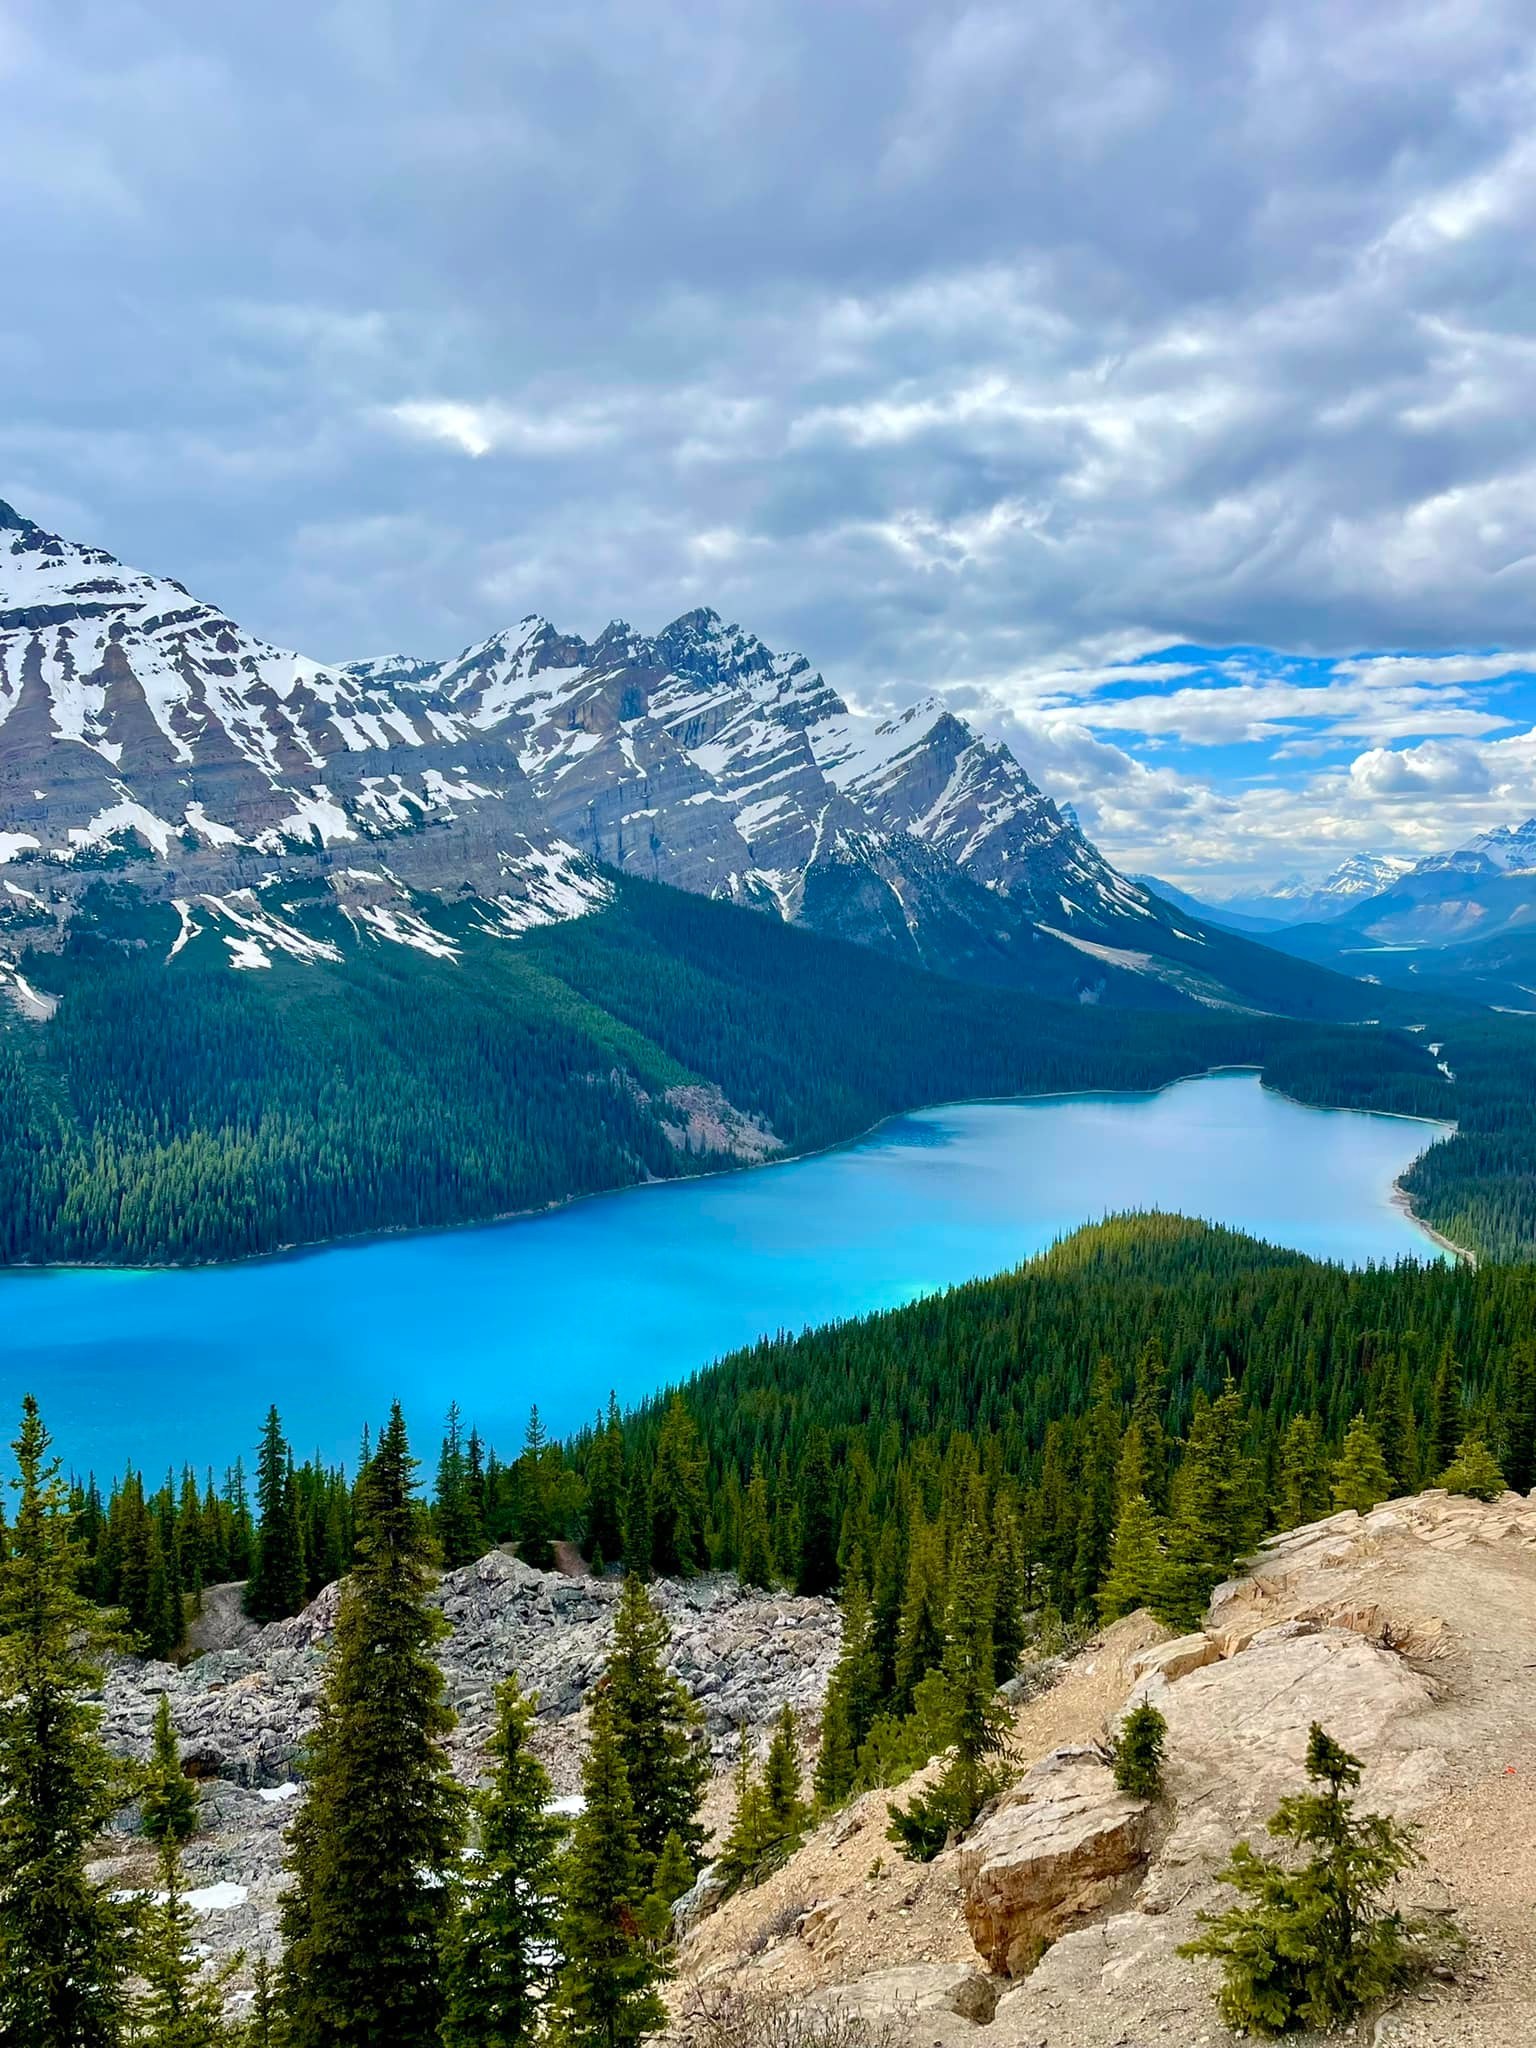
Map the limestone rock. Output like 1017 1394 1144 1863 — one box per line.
955 1748 1150 1976
810 1962 1001 2023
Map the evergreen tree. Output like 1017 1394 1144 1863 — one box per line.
649 1397 708 1579
1277 1413 1330 1530
1097 1491 1165 1621
1130 1337 1172 1513
585 1395 627 1568
141 1694 198 1848
442 1677 564 2048
514 1409 557 1572
1373 1362 1416 1493
0 1395 138 2047
716 1709 806 1897
434 1404 484 1570
795 1429 839 1597
892 1517 945 1711
279 1405 466 2048
1427 1344 1462 1483
1072 1359 1122 1609
1154 1379 1257 1629
604 1575 708 1867
736 1461 776 1591
1438 1433 1507 1502
244 1958 277 2048
132 1839 238 2047
621 1458 653 1580
1111 1702 1167 1800
244 1410 305 1625
550 1690 668 2048
1505 1342 1536 1495
1181 1723 1433 2035
989 1498 1028 1685
1331 1414 1392 1516
814 1563 880 1809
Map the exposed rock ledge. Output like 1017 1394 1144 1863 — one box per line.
681 1489 1536 2048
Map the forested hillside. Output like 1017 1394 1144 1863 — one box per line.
0 871 1459 1267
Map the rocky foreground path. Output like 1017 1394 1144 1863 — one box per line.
90 1553 840 1975
679 1489 1536 2048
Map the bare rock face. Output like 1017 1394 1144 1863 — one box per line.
955 1748 1151 1977
809 1962 1001 2023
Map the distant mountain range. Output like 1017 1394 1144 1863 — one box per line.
0 497 1369 1016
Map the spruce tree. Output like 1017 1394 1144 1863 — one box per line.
514 1408 557 1571
244 1410 305 1625
1130 1337 1172 1513
717 1708 806 1897
1331 1414 1392 1516
0 1395 138 2047
1111 1701 1167 1799
814 1562 880 1809
621 1458 653 1580
279 1405 466 2048
989 1498 1028 1685
1154 1379 1257 1629
434 1404 484 1570
1504 1341 1536 1494
794 1428 839 1597
585 1396 626 1568
1438 1433 1507 1502
1097 1491 1165 1621
442 1677 564 2048
551 1690 667 2048
1427 1344 1462 1482
1374 1362 1416 1493
142 1693 198 1848
892 1516 945 1711
1072 1358 1122 1610
133 1839 238 2047
1181 1723 1432 2034
649 1397 708 1579
736 1461 776 1590
1277 1413 1330 1530
604 1575 708 1869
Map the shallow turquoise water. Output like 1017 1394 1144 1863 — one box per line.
0 1071 1449 1480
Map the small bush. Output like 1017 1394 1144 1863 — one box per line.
1437 1434 1507 1502
1110 1701 1167 1800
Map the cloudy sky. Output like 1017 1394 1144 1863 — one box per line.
4 1 1536 888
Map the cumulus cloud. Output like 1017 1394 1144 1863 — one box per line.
4 0 1536 879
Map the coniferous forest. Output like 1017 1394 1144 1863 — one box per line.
13 868 1536 1268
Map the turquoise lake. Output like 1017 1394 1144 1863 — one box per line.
0 1071 1451 1481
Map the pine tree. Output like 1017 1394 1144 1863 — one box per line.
1438 1433 1507 1502
514 1408 557 1572
279 1405 466 2048
814 1562 880 1809
435 1403 484 1570
1097 1492 1166 1621
1427 1344 1462 1483
1111 1701 1167 1799
621 1457 653 1580
1072 1358 1122 1610
0 1395 138 2046
1181 1723 1433 2034
442 1677 564 2048
1331 1414 1392 1516
133 1838 238 2047
990 1497 1028 1685
649 1396 708 1579
716 1709 806 1897
244 1410 305 1624
245 1958 277 2048
1154 1379 1257 1629
793 1427 839 1597
1130 1336 1172 1513
1277 1413 1330 1530
604 1575 708 1867
550 1690 668 2048
892 1516 945 1711
1505 1341 1536 1495
142 1693 198 1848
1374 1362 1416 1493
736 1461 776 1590
585 1395 627 1568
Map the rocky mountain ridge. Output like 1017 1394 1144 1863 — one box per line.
0 498 1203 995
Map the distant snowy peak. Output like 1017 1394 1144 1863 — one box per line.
1458 816 1536 873
1290 852 1415 905
0 504 1168 981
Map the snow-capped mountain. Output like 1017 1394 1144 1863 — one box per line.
1197 852 1416 927
0 498 1222 993
1451 817 1536 873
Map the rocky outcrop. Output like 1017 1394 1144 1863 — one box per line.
955 1749 1151 1976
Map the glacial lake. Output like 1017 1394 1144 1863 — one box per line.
0 1071 1450 1481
